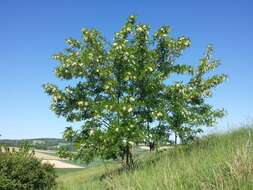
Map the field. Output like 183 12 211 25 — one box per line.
55 124 253 190
34 150 84 169
2 148 84 169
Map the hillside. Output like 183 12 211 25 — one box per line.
0 138 66 150
56 126 253 190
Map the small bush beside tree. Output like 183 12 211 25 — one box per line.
0 145 56 190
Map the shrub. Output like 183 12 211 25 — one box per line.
0 145 56 190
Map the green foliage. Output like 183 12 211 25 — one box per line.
166 45 227 144
0 145 56 190
43 15 226 166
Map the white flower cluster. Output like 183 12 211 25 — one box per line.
189 117 198 123
136 24 148 33
122 138 134 146
203 90 212 97
88 53 93 60
65 39 80 48
178 87 186 94
89 129 94 135
77 101 88 107
126 26 131 32
53 94 62 102
52 55 60 60
72 62 77 66
123 72 132 81
221 75 227 81
65 58 71 64
145 134 153 141
129 15 135 20
94 113 101 119
80 143 85 149
129 97 135 102
188 86 193 91
160 27 168 33
81 28 88 33
66 88 73 94
104 85 110 90
105 104 113 110
128 107 133 113
184 40 191 47
115 44 124 50
151 111 163 119
175 83 181 88
146 66 153 72
122 139 127 144
81 29 94 41
157 112 163 117
181 108 189 117
178 37 191 47
136 27 144 32
44 84 57 94
122 105 133 113
154 27 169 39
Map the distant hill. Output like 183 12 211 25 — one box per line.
0 138 66 150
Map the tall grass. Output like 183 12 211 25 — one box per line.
57 125 253 189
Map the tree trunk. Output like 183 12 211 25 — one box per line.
149 142 155 151
175 132 178 145
125 146 134 169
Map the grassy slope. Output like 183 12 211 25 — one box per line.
56 126 253 190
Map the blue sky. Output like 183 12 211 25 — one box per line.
0 0 252 139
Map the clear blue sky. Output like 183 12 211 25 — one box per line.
0 0 252 139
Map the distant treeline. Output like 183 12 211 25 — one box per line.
0 138 66 150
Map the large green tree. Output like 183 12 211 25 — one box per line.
43 16 225 167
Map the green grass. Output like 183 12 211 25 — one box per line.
60 157 112 168
56 124 253 189
55 168 85 175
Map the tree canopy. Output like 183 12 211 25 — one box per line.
43 15 226 167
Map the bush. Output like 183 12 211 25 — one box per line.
0 145 56 190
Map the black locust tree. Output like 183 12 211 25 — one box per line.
43 16 225 167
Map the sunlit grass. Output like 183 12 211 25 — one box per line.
56 123 253 189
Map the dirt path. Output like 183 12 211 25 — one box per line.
35 150 84 168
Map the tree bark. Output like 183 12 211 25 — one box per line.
175 132 178 145
125 145 134 168
149 142 155 151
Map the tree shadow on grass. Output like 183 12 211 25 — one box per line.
98 149 172 181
